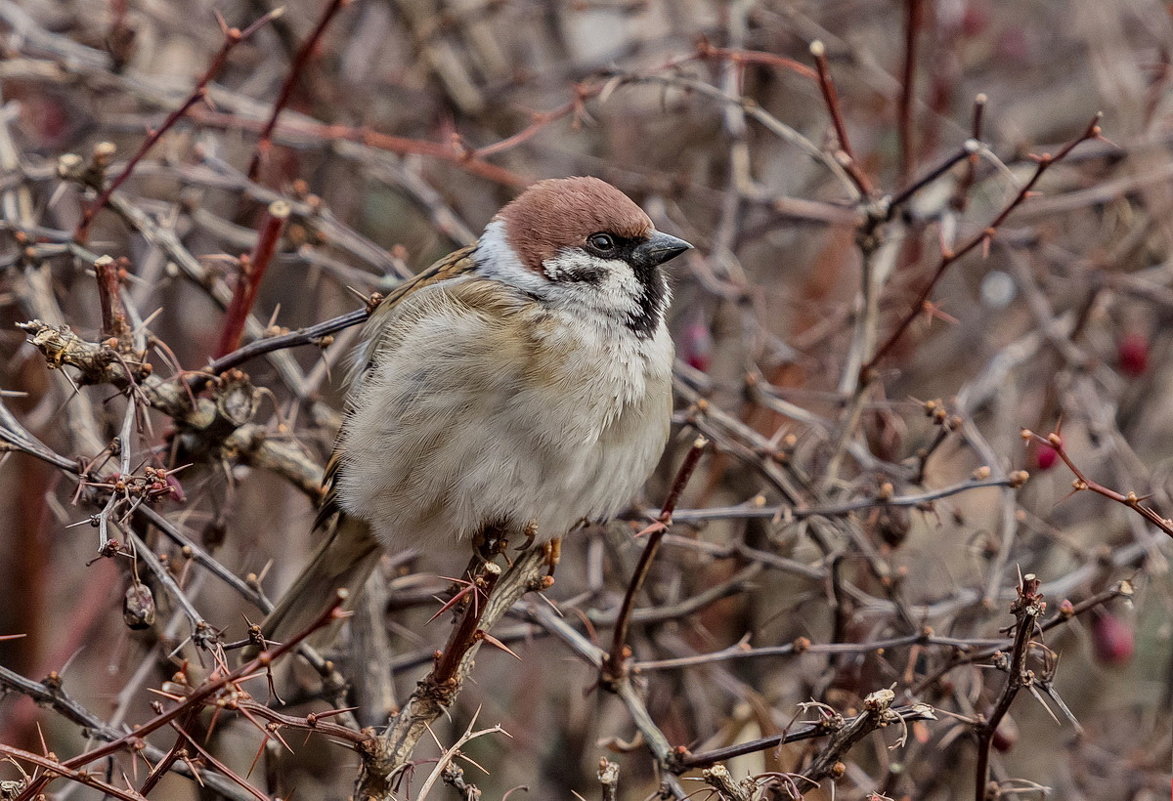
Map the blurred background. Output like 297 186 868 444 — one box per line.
0 0 1170 799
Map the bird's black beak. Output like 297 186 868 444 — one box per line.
635 232 693 268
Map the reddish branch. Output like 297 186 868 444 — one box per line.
0 742 150 801
192 108 530 187
431 562 503 688
234 702 369 747
247 0 352 181
898 0 925 185
694 38 817 81
205 39 829 190
12 592 349 801
137 711 197 796
214 200 291 359
474 40 817 165
863 113 1104 377
1022 428 1173 540
951 94 988 213
93 255 132 347
602 435 708 684
355 549 547 799
810 40 875 198
75 9 282 241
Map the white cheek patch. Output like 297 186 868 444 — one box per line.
474 220 655 324
542 249 643 317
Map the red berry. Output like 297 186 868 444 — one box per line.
682 318 713 373
1034 444 1058 471
991 714 1018 752
1092 612 1134 665
1117 333 1149 377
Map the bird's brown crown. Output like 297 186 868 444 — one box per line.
496 177 653 272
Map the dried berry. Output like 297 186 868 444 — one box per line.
123 583 156 630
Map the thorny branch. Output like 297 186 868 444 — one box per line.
0 4 1167 801
972 573 1047 801
7 593 350 800
602 434 708 684
354 549 548 800
74 8 283 240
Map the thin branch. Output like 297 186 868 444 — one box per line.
0 742 150 801
863 114 1103 376
74 9 282 240
214 200 291 358
355 549 547 800
664 475 1027 523
207 307 370 375
93 254 132 346
677 701 936 771
1023 428 1173 539
13 593 349 800
247 0 351 181
809 40 874 198
972 573 1046 801
602 435 708 684
897 0 924 186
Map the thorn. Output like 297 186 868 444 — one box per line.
427 582 477 624
477 630 522 661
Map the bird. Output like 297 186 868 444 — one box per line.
259 176 692 646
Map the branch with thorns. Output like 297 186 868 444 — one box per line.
1021 428 1173 539
74 8 283 241
971 572 1047 801
863 113 1107 378
7 592 351 801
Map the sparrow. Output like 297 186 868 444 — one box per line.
260 176 692 645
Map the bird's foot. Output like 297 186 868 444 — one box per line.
542 537 561 577
515 520 540 551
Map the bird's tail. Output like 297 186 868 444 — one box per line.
259 511 382 649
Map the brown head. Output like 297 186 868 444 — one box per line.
484 176 691 337
496 177 656 273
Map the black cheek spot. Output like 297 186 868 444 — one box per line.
550 264 607 284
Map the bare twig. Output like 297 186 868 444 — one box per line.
1023 428 1173 539
677 700 936 771
214 200 291 358
355 549 547 799
207 307 370 375
602 435 707 684
810 40 874 198
247 0 351 181
972 573 1046 801
897 0 925 186
74 9 282 240
864 114 1104 376
93 255 132 347
12 593 349 800
0 742 151 801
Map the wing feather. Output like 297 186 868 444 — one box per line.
314 245 479 530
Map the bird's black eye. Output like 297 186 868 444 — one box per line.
588 233 616 253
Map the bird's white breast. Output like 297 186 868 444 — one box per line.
335 277 673 553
